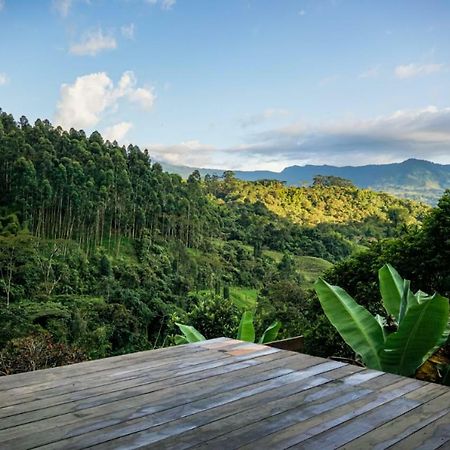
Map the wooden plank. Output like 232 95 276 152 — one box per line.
199 375 407 450
294 383 448 449
0 342 277 411
0 338 247 394
0 350 315 447
0 348 290 433
210 377 422 450
267 336 304 352
341 389 450 449
0 346 280 418
93 365 369 450
1 338 448 450
0 342 209 392
39 360 354 449
92 370 393 450
387 411 450 450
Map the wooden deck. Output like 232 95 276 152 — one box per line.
0 338 449 449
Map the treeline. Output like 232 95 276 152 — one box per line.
0 112 219 253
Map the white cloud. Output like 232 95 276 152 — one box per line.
394 63 443 79
0 73 8 86
146 0 176 10
240 108 290 128
0 0 5 12
117 71 156 109
55 73 115 129
103 122 133 142
121 23 135 40
150 140 216 167
53 0 72 17
234 106 450 168
298 9 306 16
151 106 450 170
54 71 155 130
128 87 155 110
70 28 117 56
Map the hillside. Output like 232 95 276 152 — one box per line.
161 158 450 205
0 110 431 374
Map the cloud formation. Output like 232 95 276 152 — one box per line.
0 0 5 12
70 28 117 56
150 140 216 167
103 122 133 143
394 63 443 79
54 71 155 130
151 106 450 170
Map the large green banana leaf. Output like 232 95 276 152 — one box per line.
315 278 384 370
237 311 256 342
378 264 404 320
259 321 281 344
380 294 449 376
175 323 206 343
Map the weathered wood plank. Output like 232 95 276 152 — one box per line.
386 411 450 450
0 337 241 393
92 365 370 450
341 389 450 449
0 342 207 392
0 347 289 434
267 336 304 352
0 348 275 418
39 360 353 449
1 338 448 450
212 377 422 450
143 373 401 450
0 341 278 411
0 350 317 447
294 383 447 449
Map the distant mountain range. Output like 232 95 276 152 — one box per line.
160 158 450 205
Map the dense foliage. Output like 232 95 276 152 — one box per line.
315 264 449 377
307 191 450 376
0 110 431 373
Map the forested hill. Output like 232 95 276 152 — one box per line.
0 110 430 373
161 158 450 205
0 111 427 256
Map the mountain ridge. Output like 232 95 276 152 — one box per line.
159 158 450 204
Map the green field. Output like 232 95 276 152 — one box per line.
263 250 333 288
229 286 258 311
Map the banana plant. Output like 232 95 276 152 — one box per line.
315 264 450 376
175 311 281 345
174 323 206 345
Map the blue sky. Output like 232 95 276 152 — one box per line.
1 0 450 170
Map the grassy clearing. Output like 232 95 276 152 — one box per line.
263 250 332 288
229 287 258 311
193 286 258 311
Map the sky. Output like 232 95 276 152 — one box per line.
1 0 450 170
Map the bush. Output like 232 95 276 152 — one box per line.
0 333 86 375
185 293 240 339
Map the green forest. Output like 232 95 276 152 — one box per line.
0 110 448 382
